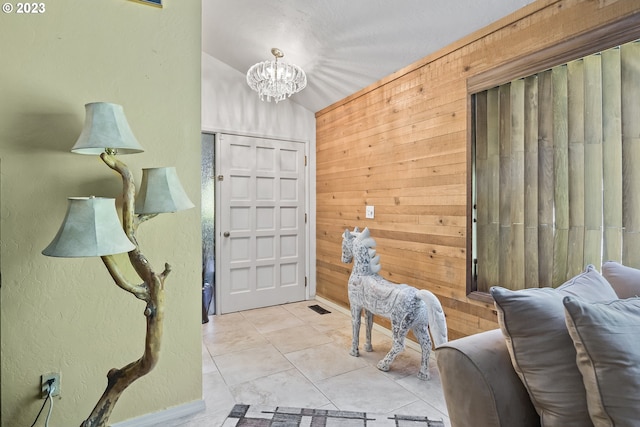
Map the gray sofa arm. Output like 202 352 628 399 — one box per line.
435 329 540 427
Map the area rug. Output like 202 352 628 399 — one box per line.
222 404 446 426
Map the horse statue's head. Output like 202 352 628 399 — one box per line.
341 227 360 264
342 227 381 275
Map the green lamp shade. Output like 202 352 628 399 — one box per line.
135 167 195 214
42 197 136 257
71 102 145 155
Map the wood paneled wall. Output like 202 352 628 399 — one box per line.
315 0 640 340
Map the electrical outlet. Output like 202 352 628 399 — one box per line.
41 372 61 398
365 205 375 219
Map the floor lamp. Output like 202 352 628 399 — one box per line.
42 102 194 427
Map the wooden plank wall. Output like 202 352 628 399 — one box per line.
315 0 640 341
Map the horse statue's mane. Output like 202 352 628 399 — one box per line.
356 227 381 274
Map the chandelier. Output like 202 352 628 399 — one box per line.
246 48 307 103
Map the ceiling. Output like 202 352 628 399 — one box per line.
202 0 536 113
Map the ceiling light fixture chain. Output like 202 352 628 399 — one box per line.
246 47 307 103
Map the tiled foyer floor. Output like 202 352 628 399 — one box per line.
166 299 450 426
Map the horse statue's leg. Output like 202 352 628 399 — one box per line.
364 309 373 352
377 315 409 372
411 321 433 380
349 304 362 357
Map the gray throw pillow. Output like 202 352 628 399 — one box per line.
491 265 618 427
563 296 640 427
601 261 640 299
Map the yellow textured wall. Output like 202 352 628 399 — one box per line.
0 1 202 425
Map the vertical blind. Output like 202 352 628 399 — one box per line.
474 41 640 292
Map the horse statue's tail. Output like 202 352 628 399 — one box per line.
417 290 448 347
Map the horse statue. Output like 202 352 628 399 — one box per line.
341 227 448 380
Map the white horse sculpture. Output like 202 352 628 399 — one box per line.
341 227 448 380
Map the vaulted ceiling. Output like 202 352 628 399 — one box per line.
202 0 536 112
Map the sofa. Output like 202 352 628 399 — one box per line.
435 261 640 427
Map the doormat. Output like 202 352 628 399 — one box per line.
309 304 331 315
222 404 446 426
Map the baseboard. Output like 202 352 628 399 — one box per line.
313 296 422 352
111 399 205 427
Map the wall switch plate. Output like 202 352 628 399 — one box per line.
41 372 61 398
365 205 375 219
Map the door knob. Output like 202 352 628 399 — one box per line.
223 231 230 237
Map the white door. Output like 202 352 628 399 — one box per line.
217 134 307 313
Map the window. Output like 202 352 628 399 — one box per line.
469 38 640 296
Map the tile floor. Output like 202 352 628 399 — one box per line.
165 299 450 426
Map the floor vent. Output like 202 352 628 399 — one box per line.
308 304 331 315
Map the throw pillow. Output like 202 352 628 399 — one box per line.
563 296 640 427
490 265 618 427
601 261 640 299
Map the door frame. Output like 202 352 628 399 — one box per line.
212 131 311 314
